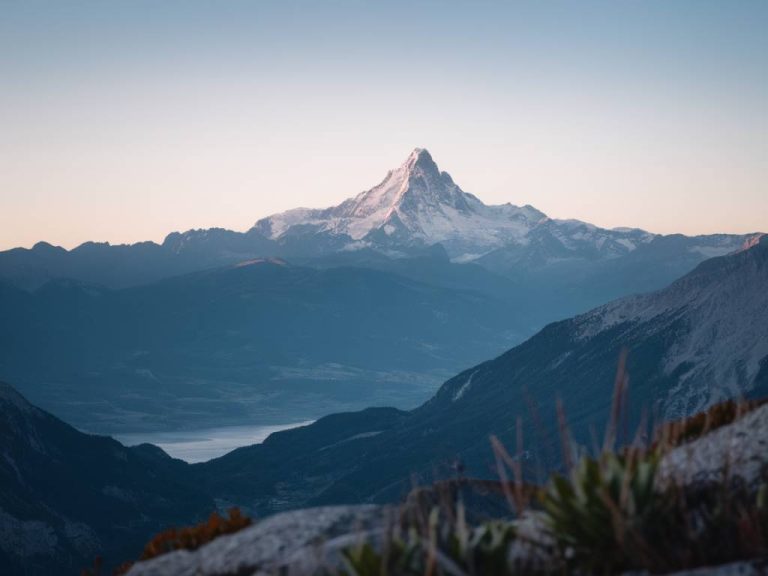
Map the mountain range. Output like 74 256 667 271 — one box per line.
196 234 768 513
1 149 757 291
0 150 760 433
2 234 765 575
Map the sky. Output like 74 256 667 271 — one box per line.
0 0 766 250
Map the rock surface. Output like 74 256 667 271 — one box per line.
658 403 768 489
125 505 389 576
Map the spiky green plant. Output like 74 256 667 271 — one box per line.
340 539 420 576
541 449 677 573
542 447 768 574
339 506 519 576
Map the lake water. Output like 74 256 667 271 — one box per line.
116 421 314 463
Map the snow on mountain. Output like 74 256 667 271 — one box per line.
1 148 760 290
254 148 548 260
252 148 756 264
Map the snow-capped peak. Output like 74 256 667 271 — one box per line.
250 149 760 264
404 147 433 169
399 147 452 185
334 147 474 234
253 148 547 259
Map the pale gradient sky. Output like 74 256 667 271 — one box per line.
1 0 766 250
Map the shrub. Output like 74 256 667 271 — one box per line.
109 508 252 575
138 507 251 561
541 449 679 573
541 448 768 574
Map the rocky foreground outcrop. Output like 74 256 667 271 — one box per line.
658 402 768 489
127 404 768 576
125 506 388 576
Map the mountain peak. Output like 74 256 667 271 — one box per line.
253 148 552 258
395 148 443 186
407 147 428 159
404 147 436 170
348 147 466 225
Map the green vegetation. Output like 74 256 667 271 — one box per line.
337 459 768 575
542 450 768 574
339 509 520 576
541 450 667 574
335 400 768 576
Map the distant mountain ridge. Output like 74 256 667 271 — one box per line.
0 149 760 290
253 148 759 273
1 149 762 436
0 259 523 432
568 234 768 418
197 234 768 513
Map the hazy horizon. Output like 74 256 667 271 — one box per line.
2 0 766 250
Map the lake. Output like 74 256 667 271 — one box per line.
116 420 314 463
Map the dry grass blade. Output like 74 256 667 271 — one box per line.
556 396 573 474
603 348 629 453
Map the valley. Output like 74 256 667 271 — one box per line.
2 235 766 574
115 420 314 463
0 150 759 439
